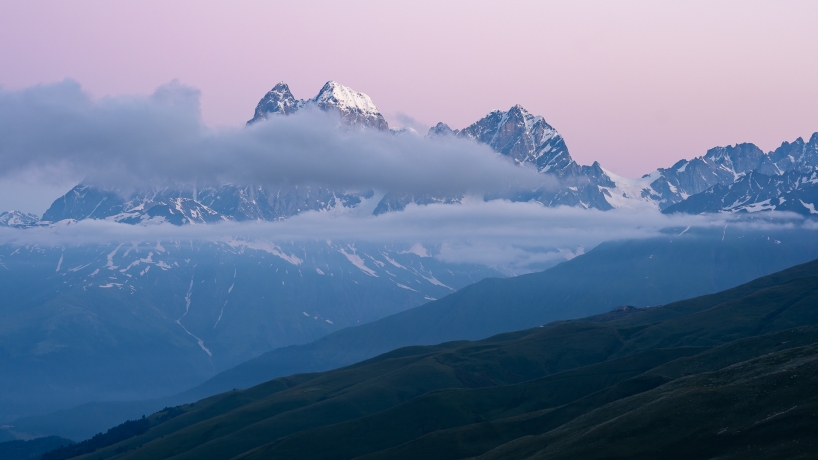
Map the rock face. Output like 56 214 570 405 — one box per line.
249 82 301 120
380 105 614 213
457 105 571 173
647 143 766 207
247 80 388 130
659 134 818 215
663 167 818 216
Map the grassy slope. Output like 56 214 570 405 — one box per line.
477 342 818 460
230 266 818 460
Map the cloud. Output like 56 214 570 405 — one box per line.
0 80 550 196
387 112 431 133
1 199 808 273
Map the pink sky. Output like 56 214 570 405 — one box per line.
1 0 817 177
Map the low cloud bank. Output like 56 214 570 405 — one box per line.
0 80 549 196
1 200 810 272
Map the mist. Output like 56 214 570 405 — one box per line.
2 198 810 272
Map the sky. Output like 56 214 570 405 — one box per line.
0 0 817 215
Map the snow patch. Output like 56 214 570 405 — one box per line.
382 253 405 268
799 200 818 215
225 240 303 265
339 247 378 277
421 274 454 290
106 244 123 270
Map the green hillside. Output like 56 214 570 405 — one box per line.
46 256 818 459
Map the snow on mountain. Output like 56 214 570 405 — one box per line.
457 105 571 174
603 133 818 214
384 104 614 213
248 80 388 130
0 239 504 419
0 210 39 228
662 167 818 216
653 134 818 214
249 82 301 121
41 183 373 225
30 78 818 223
599 168 662 210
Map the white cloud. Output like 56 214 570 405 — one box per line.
0 80 551 200
2 200 807 273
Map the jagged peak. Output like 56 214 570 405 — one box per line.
428 122 455 137
260 81 296 101
508 104 529 114
313 81 379 114
248 81 300 124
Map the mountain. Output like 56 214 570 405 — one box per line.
0 211 39 228
41 183 371 225
42 81 618 224
33 78 818 224
173 225 818 399
663 166 818 215
15 224 818 441
458 105 615 211
42 80 391 226
6 78 818 439
36 256 818 460
248 81 388 130
0 436 73 460
638 133 818 212
0 239 501 423
379 104 614 213
456 105 571 172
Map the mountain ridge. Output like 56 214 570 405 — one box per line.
10 80 818 224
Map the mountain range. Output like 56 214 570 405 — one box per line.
0 239 501 424
2 80 818 450
5 80 817 226
27 255 818 460
8 224 818 441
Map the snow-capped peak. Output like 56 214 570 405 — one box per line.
313 81 380 114
0 210 40 228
